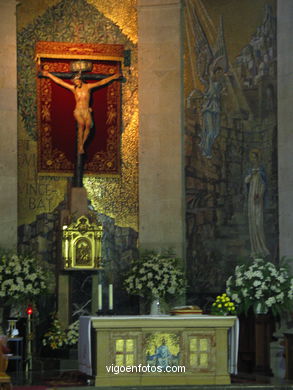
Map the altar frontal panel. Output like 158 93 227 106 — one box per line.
90 316 236 386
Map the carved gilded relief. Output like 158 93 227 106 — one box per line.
62 215 103 270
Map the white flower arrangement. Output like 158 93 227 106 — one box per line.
124 250 186 300
42 316 79 350
226 258 293 316
0 253 48 304
66 320 79 346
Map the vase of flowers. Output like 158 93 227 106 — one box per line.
226 258 293 316
42 315 79 355
124 250 186 314
0 252 49 307
150 297 162 315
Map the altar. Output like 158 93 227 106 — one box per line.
78 315 239 386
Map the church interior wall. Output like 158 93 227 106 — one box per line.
137 0 185 259
17 0 138 232
0 0 292 327
184 0 278 309
16 0 139 324
277 0 293 267
0 0 17 250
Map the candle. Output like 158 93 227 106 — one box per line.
64 239 69 259
98 284 102 311
109 284 113 311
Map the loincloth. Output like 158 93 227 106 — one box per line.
74 107 93 128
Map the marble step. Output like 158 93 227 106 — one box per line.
66 385 293 390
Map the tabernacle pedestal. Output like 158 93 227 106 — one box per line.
79 315 238 386
58 186 103 326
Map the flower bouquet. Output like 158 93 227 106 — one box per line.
226 258 293 316
124 250 186 301
211 293 236 315
0 253 48 305
42 316 79 350
42 317 67 350
66 320 79 346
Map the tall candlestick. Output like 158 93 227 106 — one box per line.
109 284 113 311
65 239 69 259
98 284 102 311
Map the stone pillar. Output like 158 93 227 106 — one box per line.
58 274 71 326
278 1 293 264
137 0 185 259
0 0 18 250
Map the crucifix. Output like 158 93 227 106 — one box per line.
40 60 123 187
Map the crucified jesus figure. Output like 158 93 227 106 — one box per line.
42 70 121 154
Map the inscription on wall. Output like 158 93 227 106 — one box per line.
18 138 67 225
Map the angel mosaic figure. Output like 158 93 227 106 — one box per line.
199 63 225 158
185 1 228 158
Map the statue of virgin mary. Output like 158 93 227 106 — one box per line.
245 149 270 258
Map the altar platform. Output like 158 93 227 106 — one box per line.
9 373 293 390
7 364 293 389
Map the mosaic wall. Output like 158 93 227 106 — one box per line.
17 0 279 316
17 0 139 321
17 0 138 230
184 0 278 306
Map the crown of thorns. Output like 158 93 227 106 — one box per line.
72 71 82 80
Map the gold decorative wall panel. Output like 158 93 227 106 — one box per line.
18 122 67 225
84 59 138 231
17 0 138 231
87 0 137 44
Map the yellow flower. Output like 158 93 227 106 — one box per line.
218 304 222 308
